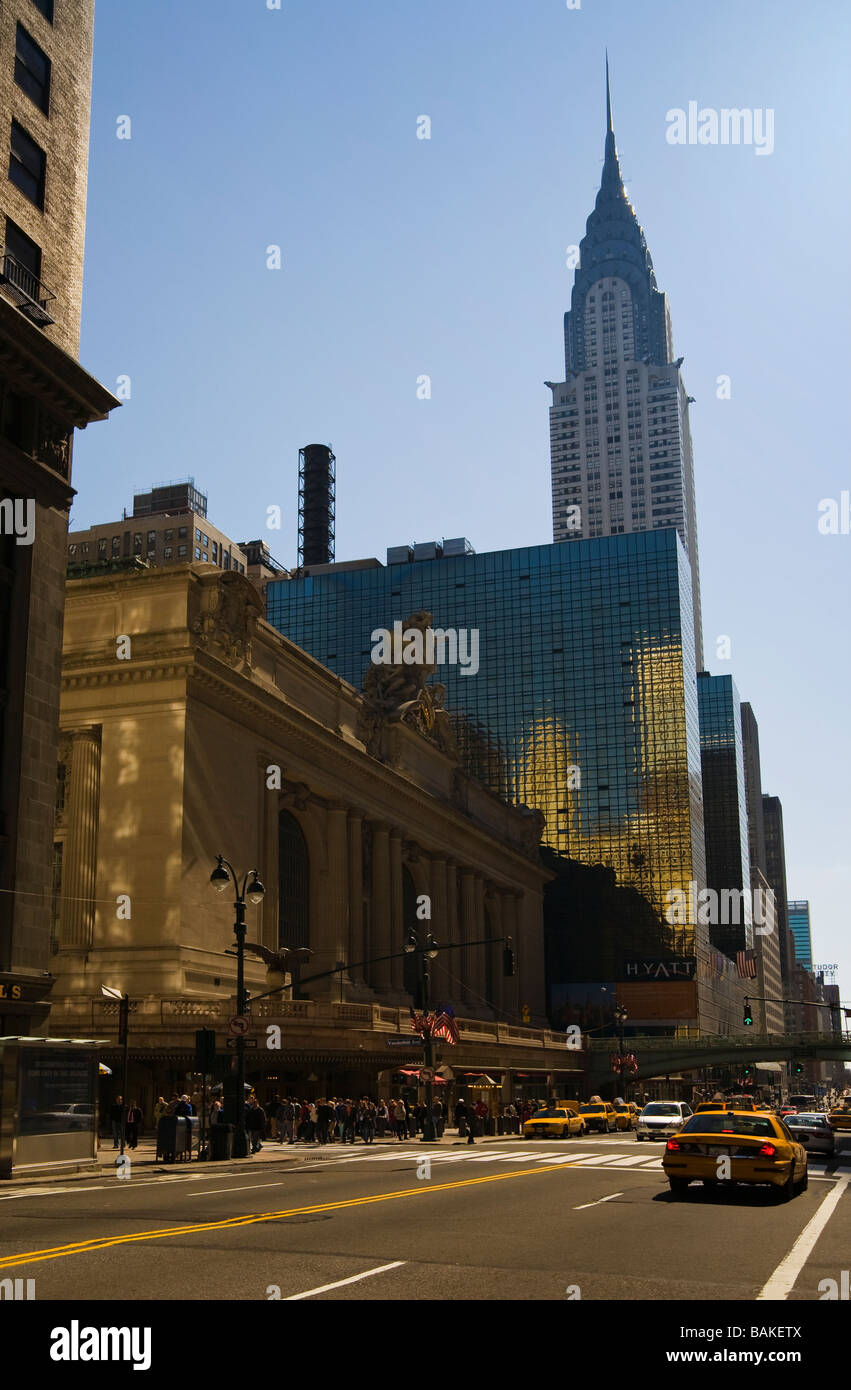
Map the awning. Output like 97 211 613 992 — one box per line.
98 1063 113 1075
754 1062 783 1073
398 1069 446 1083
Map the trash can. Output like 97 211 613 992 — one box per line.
156 1115 198 1162
209 1123 234 1161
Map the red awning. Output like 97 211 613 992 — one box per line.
398 1069 446 1083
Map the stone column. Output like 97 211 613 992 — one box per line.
472 873 487 1008
390 833 404 992
502 892 520 1018
445 861 459 1006
371 824 392 991
460 869 477 1007
427 857 448 1006
486 888 503 1017
347 812 364 982
317 805 349 992
59 728 101 947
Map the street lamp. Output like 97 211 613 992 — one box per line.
101 984 129 1156
613 1003 629 1102
210 854 265 1158
406 929 440 1142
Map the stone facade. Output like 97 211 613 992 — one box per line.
49 566 564 1106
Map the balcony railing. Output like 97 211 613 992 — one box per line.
0 251 56 326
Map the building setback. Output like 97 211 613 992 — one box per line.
697 672 753 958
49 565 568 1112
267 529 749 1034
547 66 703 668
0 0 117 1032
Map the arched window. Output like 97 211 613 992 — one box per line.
278 810 309 951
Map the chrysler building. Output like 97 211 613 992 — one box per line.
548 63 703 666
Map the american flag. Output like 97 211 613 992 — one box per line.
736 948 757 979
432 1008 459 1045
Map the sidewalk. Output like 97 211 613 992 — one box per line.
2 1128 526 1188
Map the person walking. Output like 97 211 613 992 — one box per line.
377 1100 388 1138
153 1096 169 1127
456 1097 475 1144
174 1093 194 1160
109 1095 124 1149
208 1097 223 1127
125 1101 143 1150
431 1096 444 1138
278 1098 295 1144
395 1098 407 1142
246 1098 266 1154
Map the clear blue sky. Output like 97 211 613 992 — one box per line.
74 0 851 1004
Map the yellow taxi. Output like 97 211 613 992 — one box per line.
614 1101 641 1131
523 1103 586 1140
694 1098 755 1113
828 1102 851 1132
662 1109 808 1201
578 1101 618 1134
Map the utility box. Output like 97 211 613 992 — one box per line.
0 1037 102 1180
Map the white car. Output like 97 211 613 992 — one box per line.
636 1101 692 1141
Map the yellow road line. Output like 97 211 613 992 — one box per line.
0 1163 562 1270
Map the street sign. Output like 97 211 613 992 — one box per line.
228 1015 250 1037
385 1036 423 1048
226 1037 258 1049
419 1066 435 1083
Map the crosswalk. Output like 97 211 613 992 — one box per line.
292 1146 667 1172
289 1144 851 1179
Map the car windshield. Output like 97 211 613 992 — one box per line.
532 1109 567 1119
790 1114 825 1125
614 1105 628 1112
642 1104 680 1116
579 1105 605 1114
680 1114 776 1137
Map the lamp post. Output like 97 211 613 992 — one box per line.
405 929 440 1142
613 1003 629 1102
210 854 265 1159
101 984 129 1157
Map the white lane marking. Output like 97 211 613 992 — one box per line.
574 1191 624 1210
757 1176 848 1301
285 1261 406 1301
605 1155 662 1168
187 1183 284 1197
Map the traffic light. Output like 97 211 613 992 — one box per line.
194 1027 216 1073
743 1065 751 1076
743 997 753 1026
794 1062 803 1075
503 938 516 977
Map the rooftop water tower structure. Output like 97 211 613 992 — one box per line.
298 444 336 566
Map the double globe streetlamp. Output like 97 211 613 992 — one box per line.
404 929 440 1141
210 855 265 1159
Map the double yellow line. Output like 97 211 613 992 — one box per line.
0 1163 560 1270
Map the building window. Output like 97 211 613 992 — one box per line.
9 120 46 208
147 530 156 548
164 528 173 542
195 547 201 559
195 529 201 542
223 552 231 570
31 0 54 21
97 537 106 556
178 544 187 557
3 216 42 297
133 533 142 554
163 546 172 560
15 25 51 115
212 541 218 563
111 536 120 557
202 552 208 563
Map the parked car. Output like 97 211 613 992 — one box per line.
636 1100 693 1141
784 1113 836 1156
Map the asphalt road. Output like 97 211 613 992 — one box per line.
1 1133 848 1303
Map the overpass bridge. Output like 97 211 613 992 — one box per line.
586 1031 851 1093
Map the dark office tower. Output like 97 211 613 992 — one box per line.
762 794 793 987
697 674 752 958
548 62 703 667
0 0 117 1033
740 702 767 877
298 444 335 567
